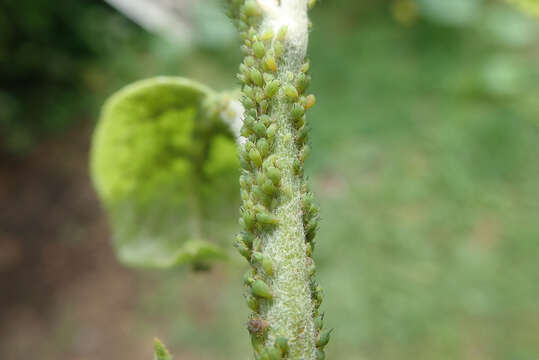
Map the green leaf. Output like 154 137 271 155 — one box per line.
153 338 172 360
90 77 240 268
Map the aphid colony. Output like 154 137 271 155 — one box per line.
228 1 330 359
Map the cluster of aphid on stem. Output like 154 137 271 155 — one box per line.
228 1 331 359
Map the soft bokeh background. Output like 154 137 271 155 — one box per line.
1 0 538 359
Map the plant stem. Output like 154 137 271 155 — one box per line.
229 1 328 359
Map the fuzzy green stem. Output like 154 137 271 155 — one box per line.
229 1 327 359
262 13 315 358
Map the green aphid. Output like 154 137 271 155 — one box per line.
295 115 306 129
234 239 250 260
248 108 258 117
316 329 334 348
291 102 305 119
248 28 257 40
254 95 264 106
253 41 266 58
306 242 312 257
240 155 251 171
239 231 255 246
302 198 312 214
296 73 310 94
283 84 299 101
305 211 318 228
246 56 256 67
308 0 317 10
286 71 294 82
252 185 264 202
240 147 251 163
245 140 256 152
241 44 250 55
301 144 311 162
253 122 267 138
242 209 256 229
309 204 320 218
316 349 326 360
239 63 248 74
259 191 273 205
243 0 261 17
153 338 172 360
263 154 278 168
306 220 318 242
252 252 273 274
264 56 277 72
262 257 274 275
314 286 324 306
306 257 316 278
259 114 272 126
266 124 278 139
240 175 249 189
251 279 273 299
253 236 262 252
250 68 264 86
274 41 284 57
263 73 275 84
245 294 259 312
242 96 255 109
241 125 251 137
315 313 324 330
275 337 289 356
256 172 265 187
257 138 270 157
260 99 269 113
296 126 308 145
261 29 274 41
259 350 270 360
249 148 262 167
277 26 288 41
293 158 301 175
264 79 280 98
251 334 265 354
252 251 264 263
266 166 281 185
243 270 255 285
262 180 277 196
256 212 279 225
301 61 310 73
304 94 316 109
244 115 255 128
237 73 247 84
309 260 316 277
266 347 281 360
243 85 255 99
310 279 318 292
253 203 267 214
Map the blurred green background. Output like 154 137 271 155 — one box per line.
1 0 538 359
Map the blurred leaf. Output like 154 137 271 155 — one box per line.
192 0 237 50
506 0 539 18
90 77 240 269
482 55 523 97
417 0 482 26
485 6 536 48
391 0 420 26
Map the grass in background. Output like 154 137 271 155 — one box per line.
309 2 539 359
150 2 539 359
